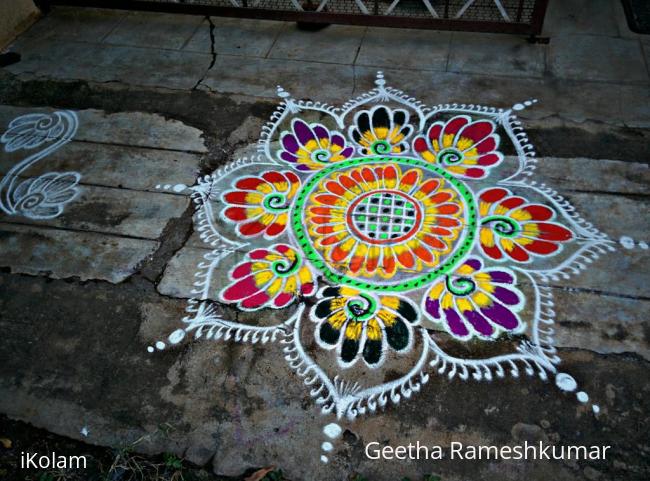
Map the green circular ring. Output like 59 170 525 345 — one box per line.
290 156 478 293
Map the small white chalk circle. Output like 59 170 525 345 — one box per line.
323 423 342 439
555 373 577 392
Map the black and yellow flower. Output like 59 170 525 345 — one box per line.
348 106 413 155
311 286 419 368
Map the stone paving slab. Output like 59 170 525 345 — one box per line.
0 106 208 153
103 11 204 50
2 267 647 481
355 27 450 71
548 34 649 83
268 24 366 65
525 157 650 194
543 0 619 37
0 142 200 193
7 38 212 91
352 67 650 127
447 32 546 79
184 17 287 57
156 241 650 361
20 6 127 43
1 7 649 481
551 289 650 360
0 222 158 282
8 185 190 240
199 55 356 103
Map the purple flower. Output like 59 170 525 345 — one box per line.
278 119 353 171
424 257 525 340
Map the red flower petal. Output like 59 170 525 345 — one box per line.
339 174 358 192
522 239 560 255
535 222 574 241
223 275 261 301
249 249 270 260
436 217 461 227
428 192 453 204
426 226 452 237
480 188 509 203
383 165 398 184
420 234 446 250
361 167 376 183
325 181 347 196
418 178 441 196
224 191 252 205
477 153 501 166
285 171 300 184
413 136 428 153
481 243 503 260
231 262 252 279
443 117 469 138
236 177 266 191
427 124 442 142
504 242 530 262
382 251 397 275
261 171 286 185
500 196 526 210
470 136 497 155
464 167 485 178
224 206 248 221
523 205 553 221
397 249 415 268
273 292 294 308
436 203 460 215
239 221 267 236
331 243 353 262
321 233 346 245
412 245 433 263
458 121 494 144
242 291 270 309
313 194 341 206
266 222 286 237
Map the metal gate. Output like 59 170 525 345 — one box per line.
43 0 550 38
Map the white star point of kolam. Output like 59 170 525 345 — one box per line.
152 73 613 459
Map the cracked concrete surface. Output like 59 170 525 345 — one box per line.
0 2 649 480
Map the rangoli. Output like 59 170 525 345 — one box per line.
1 110 80 219
153 73 614 462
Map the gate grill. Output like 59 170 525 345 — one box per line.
47 0 550 36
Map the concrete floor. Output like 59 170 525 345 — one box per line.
0 1 649 480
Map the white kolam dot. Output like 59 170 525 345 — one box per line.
163 184 172 190
172 184 187 193
639 241 648 250
323 423 342 439
155 341 166 351
322 442 333 452
147 346 155 353
592 404 600 414
320 455 328 464
619 236 635 249
555 373 578 392
512 103 525 111
577 391 589 403
168 329 186 344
